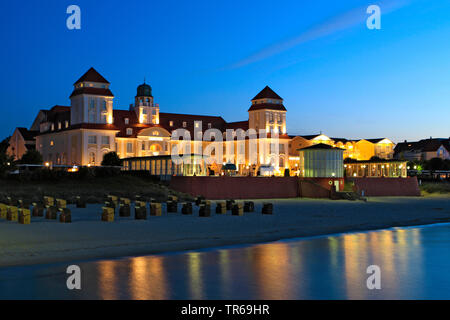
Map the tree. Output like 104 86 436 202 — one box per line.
0 136 10 154
426 157 445 171
101 152 122 166
20 149 43 165
370 156 382 161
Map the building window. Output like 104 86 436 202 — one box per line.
101 136 110 145
142 142 146 151
89 99 96 122
88 135 97 144
124 118 129 125
208 123 212 129
126 128 133 135
51 124 55 131
153 131 159 136
65 120 69 128
50 141 54 146
58 122 61 130
169 121 173 127
101 101 107 112
182 122 187 128
127 142 133 153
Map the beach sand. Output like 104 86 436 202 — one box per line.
0 196 449 267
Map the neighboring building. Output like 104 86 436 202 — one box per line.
288 134 395 161
394 138 450 161
13 67 396 176
7 127 38 160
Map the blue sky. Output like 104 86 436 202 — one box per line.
0 0 449 142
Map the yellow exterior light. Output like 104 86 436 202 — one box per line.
45 162 50 167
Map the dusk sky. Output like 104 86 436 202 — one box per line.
0 0 449 142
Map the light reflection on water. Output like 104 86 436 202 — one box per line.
0 224 449 299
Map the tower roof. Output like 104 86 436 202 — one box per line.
136 82 152 97
74 67 110 85
252 86 283 101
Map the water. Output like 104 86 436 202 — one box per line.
1 223 449 299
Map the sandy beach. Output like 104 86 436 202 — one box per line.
0 196 449 267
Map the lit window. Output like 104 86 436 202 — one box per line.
169 121 173 127
126 128 133 135
58 122 61 130
65 120 69 128
182 122 187 128
153 131 159 136
124 118 129 125
88 135 97 144
51 124 55 131
50 141 54 146
208 123 212 129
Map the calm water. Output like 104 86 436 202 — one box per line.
1 224 450 300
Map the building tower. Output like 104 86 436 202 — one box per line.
132 81 159 124
248 86 287 134
70 67 114 125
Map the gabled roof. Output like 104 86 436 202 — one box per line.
365 138 387 144
394 138 450 153
74 67 110 85
252 86 283 100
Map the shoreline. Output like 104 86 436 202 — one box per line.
1 196 449 268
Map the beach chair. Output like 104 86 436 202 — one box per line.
18 199 30 209
32 203 44 217
135 202 147 220
56 199 67 209
75 196 86 208
181 202 193 215
7 206 19 221
215 202 227 214
44 196 55 207
107 195 118 208
232 203 244 216
244 201 255 212
120 197 131 205
18 208 31 225
102 207 115 222
45 206 58 219
262 203 273 215
119 203 131 217
59 208 72 223
150 203 162 216
6 197 18 206
0 203 7 219
226 199 235 210
199 203 211 217
195 196 205 206
166 200 178 213
168 195 178 202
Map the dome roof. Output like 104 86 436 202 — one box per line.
136 82 152 97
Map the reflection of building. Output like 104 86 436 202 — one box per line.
394 138 450 161
344 159 408 178
10 67 397 177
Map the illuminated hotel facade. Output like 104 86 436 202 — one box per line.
10 68 396 176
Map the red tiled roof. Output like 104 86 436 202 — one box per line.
74 67 110 85
70 87 114 98
248 103 287 112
